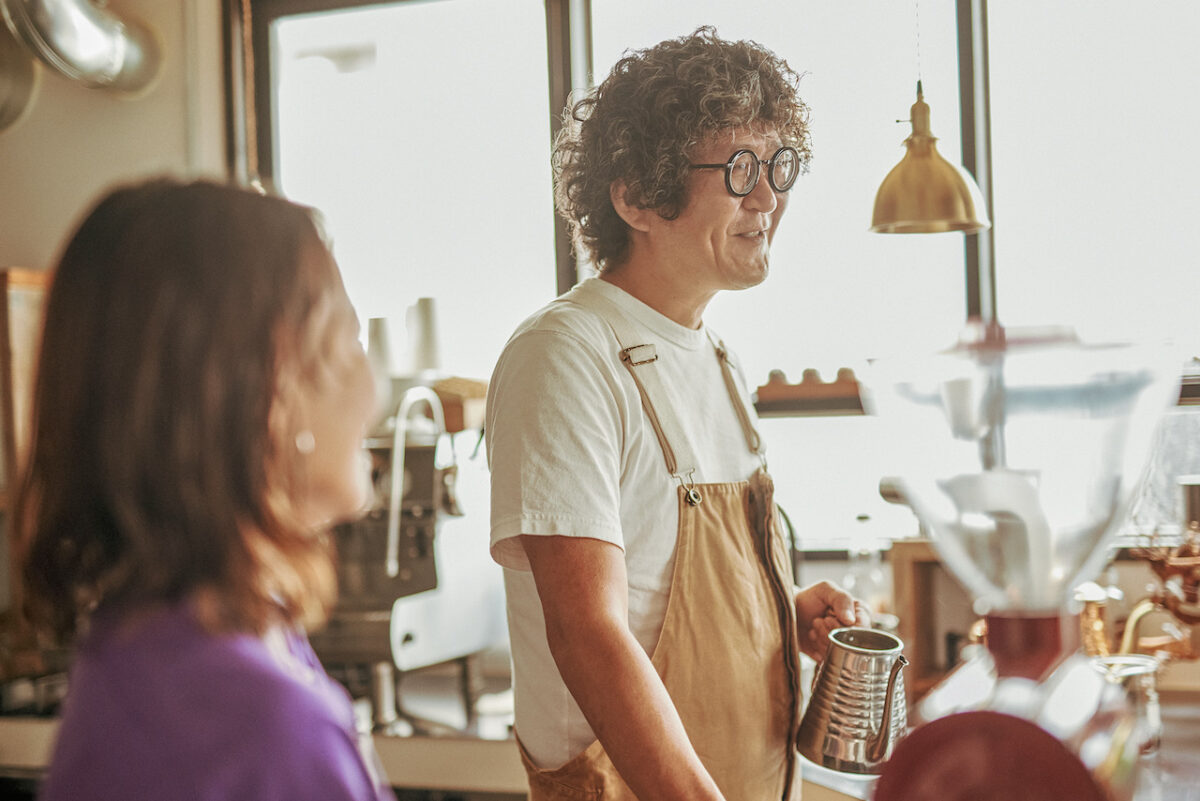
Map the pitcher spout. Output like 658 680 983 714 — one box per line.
867 655 909 763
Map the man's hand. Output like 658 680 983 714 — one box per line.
794 581 872 661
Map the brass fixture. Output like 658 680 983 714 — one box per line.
871 81 990 234
1119 523 1200 658
1076 580 1123 657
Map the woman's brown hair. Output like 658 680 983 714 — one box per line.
16 179 343 642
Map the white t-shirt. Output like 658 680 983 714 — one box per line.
487 278 763 767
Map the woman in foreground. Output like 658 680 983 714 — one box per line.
16 179 392 800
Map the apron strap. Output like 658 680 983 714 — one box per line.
705 331 766 466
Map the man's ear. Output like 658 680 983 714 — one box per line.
610 180 653 233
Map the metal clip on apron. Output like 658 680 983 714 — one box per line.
516 285 804 801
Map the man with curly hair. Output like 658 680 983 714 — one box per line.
487 27 869 801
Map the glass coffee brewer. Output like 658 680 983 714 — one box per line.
861 321 1181 801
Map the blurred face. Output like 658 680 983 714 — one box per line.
658 127 790 292
279 261 377 528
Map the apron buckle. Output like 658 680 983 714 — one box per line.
678 470 703 506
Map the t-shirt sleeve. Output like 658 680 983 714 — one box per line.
486 325 627 570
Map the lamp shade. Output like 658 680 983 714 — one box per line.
871 85 990 234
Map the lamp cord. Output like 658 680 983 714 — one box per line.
914 0 924 84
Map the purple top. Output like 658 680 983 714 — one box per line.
39 603 396 801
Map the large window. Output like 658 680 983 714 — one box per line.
269 0 556 381
988 1 1200 352
262 0 558 667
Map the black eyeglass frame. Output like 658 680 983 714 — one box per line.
689 146 801 197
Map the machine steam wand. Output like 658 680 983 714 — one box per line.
386 387 445 578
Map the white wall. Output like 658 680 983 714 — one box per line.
0 0 227 270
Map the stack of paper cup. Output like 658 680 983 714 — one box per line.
406 297 441 375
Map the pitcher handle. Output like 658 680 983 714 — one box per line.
866 654 909 763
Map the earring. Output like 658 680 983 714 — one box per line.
295 430 316 454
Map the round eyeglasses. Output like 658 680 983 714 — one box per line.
689 146 801 197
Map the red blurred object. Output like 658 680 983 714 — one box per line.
984 611 1080 680
873 711 1104 801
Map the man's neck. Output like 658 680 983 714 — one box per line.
600 253 715 330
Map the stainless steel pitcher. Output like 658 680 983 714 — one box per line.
796 627 908 774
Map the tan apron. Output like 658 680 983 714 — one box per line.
518 286 803 801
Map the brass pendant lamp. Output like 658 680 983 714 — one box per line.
871 80 990 234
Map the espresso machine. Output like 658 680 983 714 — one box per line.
861 320 1180 801
309 386 461 733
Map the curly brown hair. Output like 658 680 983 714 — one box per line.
553 26 812 272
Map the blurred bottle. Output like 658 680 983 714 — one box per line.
367 317 399 433
843 540 893 621
405 297 442 379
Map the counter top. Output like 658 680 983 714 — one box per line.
0 695 1194 799
0 717 864 799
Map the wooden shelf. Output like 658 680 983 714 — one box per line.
756 362 1200 418
753 368 864 418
